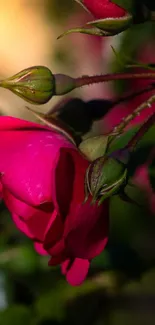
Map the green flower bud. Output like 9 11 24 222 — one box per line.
0 66 55 104
0 66 77 105
85 156 127 205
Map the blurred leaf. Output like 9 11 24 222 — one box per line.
110 194 147 245
46 0 75 22
141 268 155 293
128 145 154 177
143 0 155 10
0 245 39 274
34 281 67 322
0 305 31 325
112 0 134 13
109 309 155 325
91 250 111 269
111 22 155 94
122 279 142 294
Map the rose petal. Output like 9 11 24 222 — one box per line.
43 211 65 257
45 237 65 256
62 149 109 259
0 182 3 199
65 199 109 259
48 253 66 266
61 258 90 286
0 116 75 206
34 242 48 255
12 213 32 238
0 116 48 131
53 147 89 212
51 148 75 218
3 187 42 220
12 208 57 242
26 209 57 242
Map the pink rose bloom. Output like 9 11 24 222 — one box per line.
0 116 108 285
83 0 127 19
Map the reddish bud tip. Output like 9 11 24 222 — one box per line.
83 0 127 19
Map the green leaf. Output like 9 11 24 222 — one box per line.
108 126 139 154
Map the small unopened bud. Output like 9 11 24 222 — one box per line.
0 66 77 105
58 0 132 38
0 66 55 104
85 156 127 204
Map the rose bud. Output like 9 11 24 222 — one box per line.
0 66 76 105
58 0 132 38
85 155 127 204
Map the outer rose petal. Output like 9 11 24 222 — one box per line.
61 258 90 286
0 116 75 206
0 116 49 131
4 186 57 243
2 187 43 220
12 213 32 238
12 208 57 243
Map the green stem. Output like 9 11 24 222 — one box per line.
112 94 155 136
107 93 155 150
111 84 155 114
75 72 155 88
127 111 155 150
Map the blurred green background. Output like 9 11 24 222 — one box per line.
1 1 155 324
